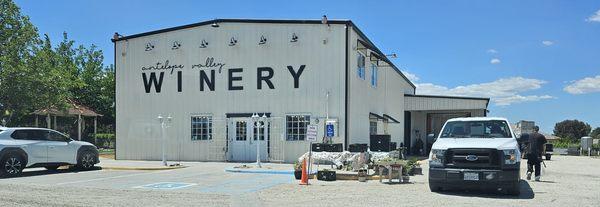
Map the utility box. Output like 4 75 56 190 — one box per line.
581 136 593 150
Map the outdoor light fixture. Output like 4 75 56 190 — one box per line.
171 41 181 50
211 22 219 28
259 35 267 45
145 42 154 51
199 39 208 48
290 33 298 42
229 37 238 46
321 15 328 25
386 53 397 58
112 32 123 41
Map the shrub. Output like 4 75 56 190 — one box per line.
551 138 580 148
95 133 115 148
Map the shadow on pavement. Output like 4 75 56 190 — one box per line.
436 180 535 199
1 166 102 179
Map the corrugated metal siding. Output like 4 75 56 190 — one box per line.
116 23 346 162
347 29 413 146
404 96 488 111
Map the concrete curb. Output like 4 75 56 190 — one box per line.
100 165 187 171
225 168 293 174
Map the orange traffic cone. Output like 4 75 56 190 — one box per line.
299 158 309 185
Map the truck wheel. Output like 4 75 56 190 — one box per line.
1 153 25 177
505 182 521 196
429 182 442 192
545 154 551 160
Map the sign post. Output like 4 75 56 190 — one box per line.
306 124 318 184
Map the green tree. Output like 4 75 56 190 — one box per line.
554 120 592 140
0 0 114 129
590 127 600 139
0 0 42 125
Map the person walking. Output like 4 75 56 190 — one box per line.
526 126 547 181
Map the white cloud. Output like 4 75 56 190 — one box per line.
487 49 498 54
564 75 600 94
542 40 554 46
586 9 600 22
490 58 501 64
494 95 554 106
415 77 554 106
401 70 420 82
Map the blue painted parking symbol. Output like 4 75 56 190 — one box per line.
137 182 196 190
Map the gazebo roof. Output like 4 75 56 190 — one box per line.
32 101 102 117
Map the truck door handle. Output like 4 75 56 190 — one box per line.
49 146 55 149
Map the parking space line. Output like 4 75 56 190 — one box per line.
54 169 176 186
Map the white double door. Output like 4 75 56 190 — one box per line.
228 118 268 162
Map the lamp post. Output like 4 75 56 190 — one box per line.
251 114 262 168
158 114 172 166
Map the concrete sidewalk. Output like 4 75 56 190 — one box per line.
98 158 187 170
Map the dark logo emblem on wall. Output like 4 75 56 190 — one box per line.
465 155 478 161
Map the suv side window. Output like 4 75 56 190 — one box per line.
11 129 48 141
48 131 69 142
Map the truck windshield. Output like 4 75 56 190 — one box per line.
440 120 512 138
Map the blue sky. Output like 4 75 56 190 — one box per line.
14 0 600 133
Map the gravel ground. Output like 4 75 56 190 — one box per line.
257 155 600 207
0 183 230 207
0 155 598 207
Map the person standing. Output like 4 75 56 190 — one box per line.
526 126 547 181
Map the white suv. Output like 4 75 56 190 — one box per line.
0 127 99 177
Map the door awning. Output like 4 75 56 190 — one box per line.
383 114 400 124
369 112 386 121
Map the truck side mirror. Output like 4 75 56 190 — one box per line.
427 133 436 142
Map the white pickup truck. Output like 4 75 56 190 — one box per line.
428 117 521 195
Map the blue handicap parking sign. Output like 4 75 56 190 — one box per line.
137 182 196 190
326 124 334 137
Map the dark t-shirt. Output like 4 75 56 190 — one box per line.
527 132 547 155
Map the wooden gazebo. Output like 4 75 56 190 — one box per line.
32 101 102 141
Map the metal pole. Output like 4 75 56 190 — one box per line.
158 115 166 166
94 117 97 145
77 114 81 140
308 141 312 184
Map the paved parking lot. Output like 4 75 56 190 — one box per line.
0 156 599 207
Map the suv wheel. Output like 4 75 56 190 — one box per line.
77 151 96 170
1 153 24 177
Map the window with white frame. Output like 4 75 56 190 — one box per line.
370 120 378 135
357 53 366 80
371 63 378 87
235 121 247 141
191 116 212 140
286 115 310 141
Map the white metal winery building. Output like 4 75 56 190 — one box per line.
112 19 489 163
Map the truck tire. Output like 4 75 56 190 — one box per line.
505 182 521 196
545 154 551 160
429 182 442 192
0 153 25 178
